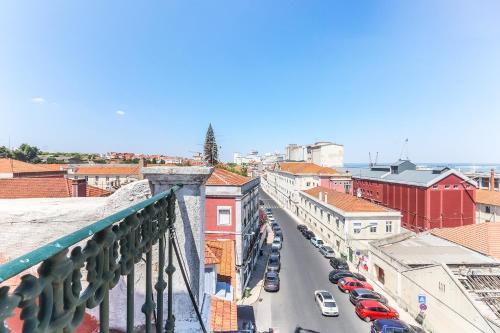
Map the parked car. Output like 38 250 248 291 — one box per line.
350 289 388 305
329 271 366 284
310 237 324 248
271 238 282 250
356 300 399 322
297 224 307 232
264 271 280 292
370 319 415 333
319 246 335 258
329 257 349 270
274 230 283 239
304 230 315 239
270 247 280 258
314 290 339 316
338 277 373 293
272 222 280 231
267 254 281 272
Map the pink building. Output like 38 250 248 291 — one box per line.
205 168 261 299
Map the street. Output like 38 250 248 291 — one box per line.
254 189 370 333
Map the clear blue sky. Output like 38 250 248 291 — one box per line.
1 1 499 163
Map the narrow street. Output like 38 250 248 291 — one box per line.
253 189 370 333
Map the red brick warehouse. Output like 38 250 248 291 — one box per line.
350 160 476 232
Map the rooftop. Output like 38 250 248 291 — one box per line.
302 186 391 213
350 166 475 188
0 178 111 198
431 223 500 260
0 158 63 174
210 296 237 332
206 168 252 186
277 162 339 175
73 165 140 175
476 189 500 206
205 240 235 283
372 232 499 267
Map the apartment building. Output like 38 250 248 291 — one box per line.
369 232 500 333
351 160 477 231
298 186 401 263
285 141 344 168
205 168 262 299
264 162 352 214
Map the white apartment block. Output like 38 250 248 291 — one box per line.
285 141 344 168
298 186 401 263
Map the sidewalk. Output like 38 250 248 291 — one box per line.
238 224 274 306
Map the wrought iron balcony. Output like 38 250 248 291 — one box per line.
0 185 201 333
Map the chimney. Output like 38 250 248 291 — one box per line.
490 169 495 192
319 192 323 201
324 192 328 203
71 178 87 197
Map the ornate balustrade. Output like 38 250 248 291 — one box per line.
0 185 181 333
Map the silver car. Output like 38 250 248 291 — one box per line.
319 245 335 258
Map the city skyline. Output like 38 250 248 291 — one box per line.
1 1 500 163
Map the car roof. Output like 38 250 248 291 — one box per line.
342 277 358 282
265 271 279 277
359 300 384 307
315 290 333 298
353 288 373 295
373 319 408 328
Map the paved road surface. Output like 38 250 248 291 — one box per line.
255 190 370 333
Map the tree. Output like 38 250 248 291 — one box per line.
13 143 41 163
0 146 12 158
204 123 219 166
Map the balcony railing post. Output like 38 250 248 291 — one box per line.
165 192 177 333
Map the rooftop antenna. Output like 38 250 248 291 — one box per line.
369 152 372 167
399 138 409 160
375 152 379 165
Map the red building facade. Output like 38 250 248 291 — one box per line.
352 161 476 232
205 168 261 299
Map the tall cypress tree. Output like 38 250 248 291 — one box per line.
204 123 219 166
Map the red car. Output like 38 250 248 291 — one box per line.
355 300 399 322
338 277 374 293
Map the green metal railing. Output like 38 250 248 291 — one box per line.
0 185 181 333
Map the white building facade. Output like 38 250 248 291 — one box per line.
298 187 401 263
285 142 344 168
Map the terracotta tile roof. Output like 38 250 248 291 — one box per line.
206 168 252 186
0 158 58 174
41 163 69 171
0 178 111 198
73 165 139 175
431 223 500 260
210 296 238 332
278 162 339 175
205 240 235 282
86 184 112 197
303 186 389 212
205 243 221 265
476 189 500 206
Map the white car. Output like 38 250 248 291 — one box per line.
310 237 324 248
271 237 282 250
319 245 335 258
314 290 339 316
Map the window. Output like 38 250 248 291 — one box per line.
432 185 438 189
386 221 393 233
95 176 99 181
74 176 79 180
327 214 331 223
217 207 231 225
353 222 362 234
370 223 377 233
439 282 446 293
306 182 310 187
444 185 450 189
453 184 458 189
85 176 88 181
486 206 491 214
336 218 339 229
